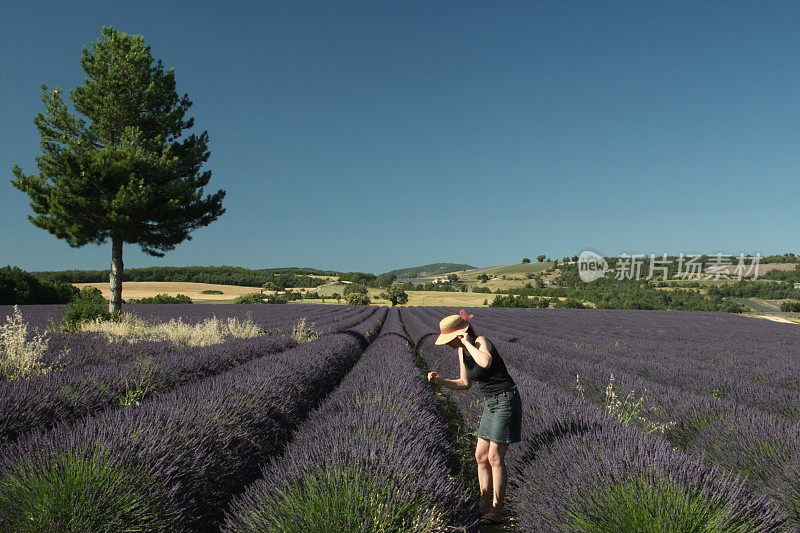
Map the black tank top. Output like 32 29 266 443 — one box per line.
462 338 516 397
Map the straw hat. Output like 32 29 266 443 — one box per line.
435 309 475 345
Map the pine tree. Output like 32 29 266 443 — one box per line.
11 26 225 313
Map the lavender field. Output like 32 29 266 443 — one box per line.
0 304 797 531
403 307 799 531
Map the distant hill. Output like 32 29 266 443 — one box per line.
384 263 476 278
473 262 554 276
31 264 481 287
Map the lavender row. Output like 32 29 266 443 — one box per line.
0 306 380 444
41 332 173 370
513 411 786 531
500 340 800 527
423 305 800 386
400 308 788 531
222 307 477 531
0 334 294 444
424 306 800 390
0 304 66 333
450 307 800 416
39 304 360 370
0 302 353 339
418 307 800 420
0 307 387 531
407 307 800 527
118 302 350 328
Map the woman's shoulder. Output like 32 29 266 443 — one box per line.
476 335 493 349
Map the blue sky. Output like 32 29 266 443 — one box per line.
2 1 798 274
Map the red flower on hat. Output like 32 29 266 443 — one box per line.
459 309 474 324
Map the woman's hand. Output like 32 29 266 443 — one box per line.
457 333 471 346
427 371 439 384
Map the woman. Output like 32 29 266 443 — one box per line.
427 309 522 527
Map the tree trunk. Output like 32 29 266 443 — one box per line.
109 235 124 314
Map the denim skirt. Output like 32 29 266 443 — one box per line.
477 387 522 444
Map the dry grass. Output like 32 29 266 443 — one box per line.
576 373 674 435
717 261 796 274
291 318 319 344
119 359 154 407
368 290 494 307
747 314 800 325
72 281 260 302
0 305 51 381
468 262 555 277
78 312 265 347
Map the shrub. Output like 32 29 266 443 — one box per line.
593 373 674 435
64 287 113 331
490 294 549 308
119 360 154 407
78 313 264 348
127 294 193 304
719 300 748 313
555 297 586 309
346 293 371 306
292 318 319 344
0 266 78 305
283 291 302 301
380 285 408 307
343 283 368 296
233 293 267 304
0 305 50 380
780 301 800 312
200 290 223 295
262 281 281 291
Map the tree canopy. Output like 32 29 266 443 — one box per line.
11 26 225 312
381 285 409 306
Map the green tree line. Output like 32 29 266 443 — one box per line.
33 266 337 289
1 266 78 304
492 264 750 312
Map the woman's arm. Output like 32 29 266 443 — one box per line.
460 335 493 369
427 348 472 390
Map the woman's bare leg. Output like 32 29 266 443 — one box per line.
487 441 509 518
475 438 493 515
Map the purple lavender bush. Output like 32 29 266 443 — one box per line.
514 422 786 532
0 305 380 444
0 333 297 443
0 308 386 531
39 331 174 369
402 307 789 531
222 308 477 532
437 309 800 526
0 304 66 333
